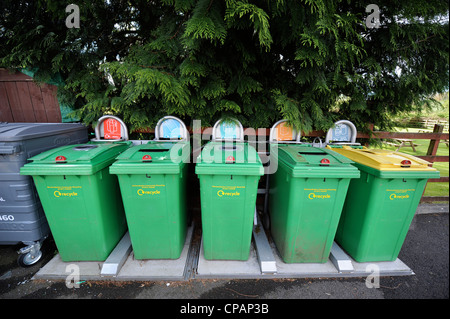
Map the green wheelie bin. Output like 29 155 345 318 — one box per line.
327 145 440 262
269 144 360 263
110 140 190 260
196 141 264 260
196 118 264 260
20 141 131 261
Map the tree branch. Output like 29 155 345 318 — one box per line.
397 35 437 51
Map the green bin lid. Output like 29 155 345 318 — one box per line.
195 142 264 176
109 141 190 175
20 141 131 176
273 145 360 178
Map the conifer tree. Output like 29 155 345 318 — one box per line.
1 0 448 133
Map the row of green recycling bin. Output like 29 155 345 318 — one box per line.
20 116 440 265
20 116 192 262
19 116 262 262
268 119 439 263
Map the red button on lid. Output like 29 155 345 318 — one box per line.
55 156 66 162
401 160 411 166
142 155 152 162
226 156 235 164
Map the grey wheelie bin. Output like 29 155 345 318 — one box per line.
0 123 88 266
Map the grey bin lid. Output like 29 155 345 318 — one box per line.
0 123 87 142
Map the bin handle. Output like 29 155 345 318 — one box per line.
325 120 359 145
212 118 244 142
0 145 20 154
93 115 129 141
269 119 301 143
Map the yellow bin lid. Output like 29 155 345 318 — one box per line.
326 145 437 172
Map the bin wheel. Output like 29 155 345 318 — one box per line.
17 250 42 267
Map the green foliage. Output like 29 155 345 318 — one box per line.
1 0 448 134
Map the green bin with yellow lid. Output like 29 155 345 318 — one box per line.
327 145 440 262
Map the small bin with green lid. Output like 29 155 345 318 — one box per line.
20 115 132 262
110 116 190 259
196 119 264 260
20 141 131 261
269 144 360 263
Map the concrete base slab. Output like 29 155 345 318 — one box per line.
33 255 104 281
117 225 194 281
196 238 342 279
196 237 414 279
34 224 194 281
33 221 413 281
196 240 262 279
350 258 414 277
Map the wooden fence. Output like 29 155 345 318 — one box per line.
0 68 62 123
420 119 449 131
403 118 449 132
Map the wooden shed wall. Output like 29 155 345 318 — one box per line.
0 68 62 123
